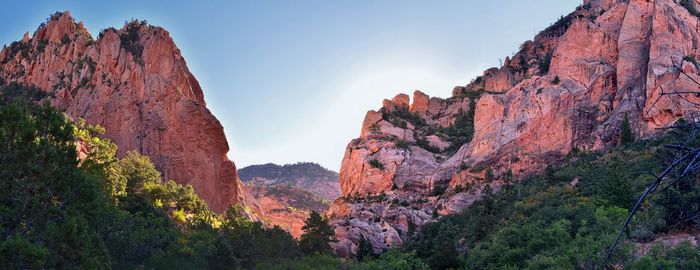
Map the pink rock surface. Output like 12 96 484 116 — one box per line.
331 0 700 256
0 12 260 215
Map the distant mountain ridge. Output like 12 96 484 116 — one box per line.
239 162 340 201
240 162 340 238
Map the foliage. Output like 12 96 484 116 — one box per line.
552 75 560 84
61 34 71 45
238 162 337 183
429 185 448 197
538 50 553 75
395 139 409 149
256 253 347 270
352 250 430 270
356 235 375 261
215 205 298 268
620 113 634 146
0 84 324 269
299 211 337 255
264 184 329 211
368 159 385 170
484 167 494 183
399 133 700 269
0 85 112 269
119 20 147 64
382 107 427 128
626 241 700 269
438 106 476 155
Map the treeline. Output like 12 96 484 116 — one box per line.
0 84 427 269
238 162 337 183
4 81 699 269
0 83 302 269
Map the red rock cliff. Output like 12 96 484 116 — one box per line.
0 12 260 214
330 0 700 256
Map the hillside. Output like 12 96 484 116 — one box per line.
329 0 700 257
240 162 340 201
0 12 259 214
239 162 339 237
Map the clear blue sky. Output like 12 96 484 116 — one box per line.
0 1 581 171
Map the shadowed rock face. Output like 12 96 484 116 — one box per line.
246 182 330 238
239 162 340 237
330 0 700 256
0 12 260 215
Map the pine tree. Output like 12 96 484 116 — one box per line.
299 211 337 255
429 221 460 270
356 235 374 261
484 168 494 183
620 113 634 146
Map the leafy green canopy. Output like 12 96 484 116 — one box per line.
0 84 300 269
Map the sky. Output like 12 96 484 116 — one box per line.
0 0 581 171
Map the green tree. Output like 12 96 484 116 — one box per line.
117 151 162 194
352 250 430 270
299 211 337 255
218 205 298 268
485 168 494 183
356 235 374 261
620 113 634 146
0 85 112 269
428 221 459 270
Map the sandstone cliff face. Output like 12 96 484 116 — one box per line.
330 0 700 256
0 12 260 215
239 162 340 237
247 182 329 238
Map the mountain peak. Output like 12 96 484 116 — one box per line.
0 11 258 214
36 11 90 44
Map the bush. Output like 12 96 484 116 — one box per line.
395 139 409 149
551 75 560 84
399 131 700 269
61 34 70 45
368 159 385 170
120 20 147 64
429 185 447 197
416 136 441 154
484 168 494 183
538 50 553 75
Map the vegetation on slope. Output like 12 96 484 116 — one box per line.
398 127 700 269
0 83 432 269
264 185 329 211
381 93 480 157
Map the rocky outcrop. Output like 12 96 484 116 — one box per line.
246 181 329 238
239 162 339 237
0 12 260 215
331 0 700 256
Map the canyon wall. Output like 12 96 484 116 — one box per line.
0 12 260 215
330 0 700 256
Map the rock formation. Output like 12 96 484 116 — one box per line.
0 12 260 215
330 0 700 256
247 182 330 238
239 162 340 237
